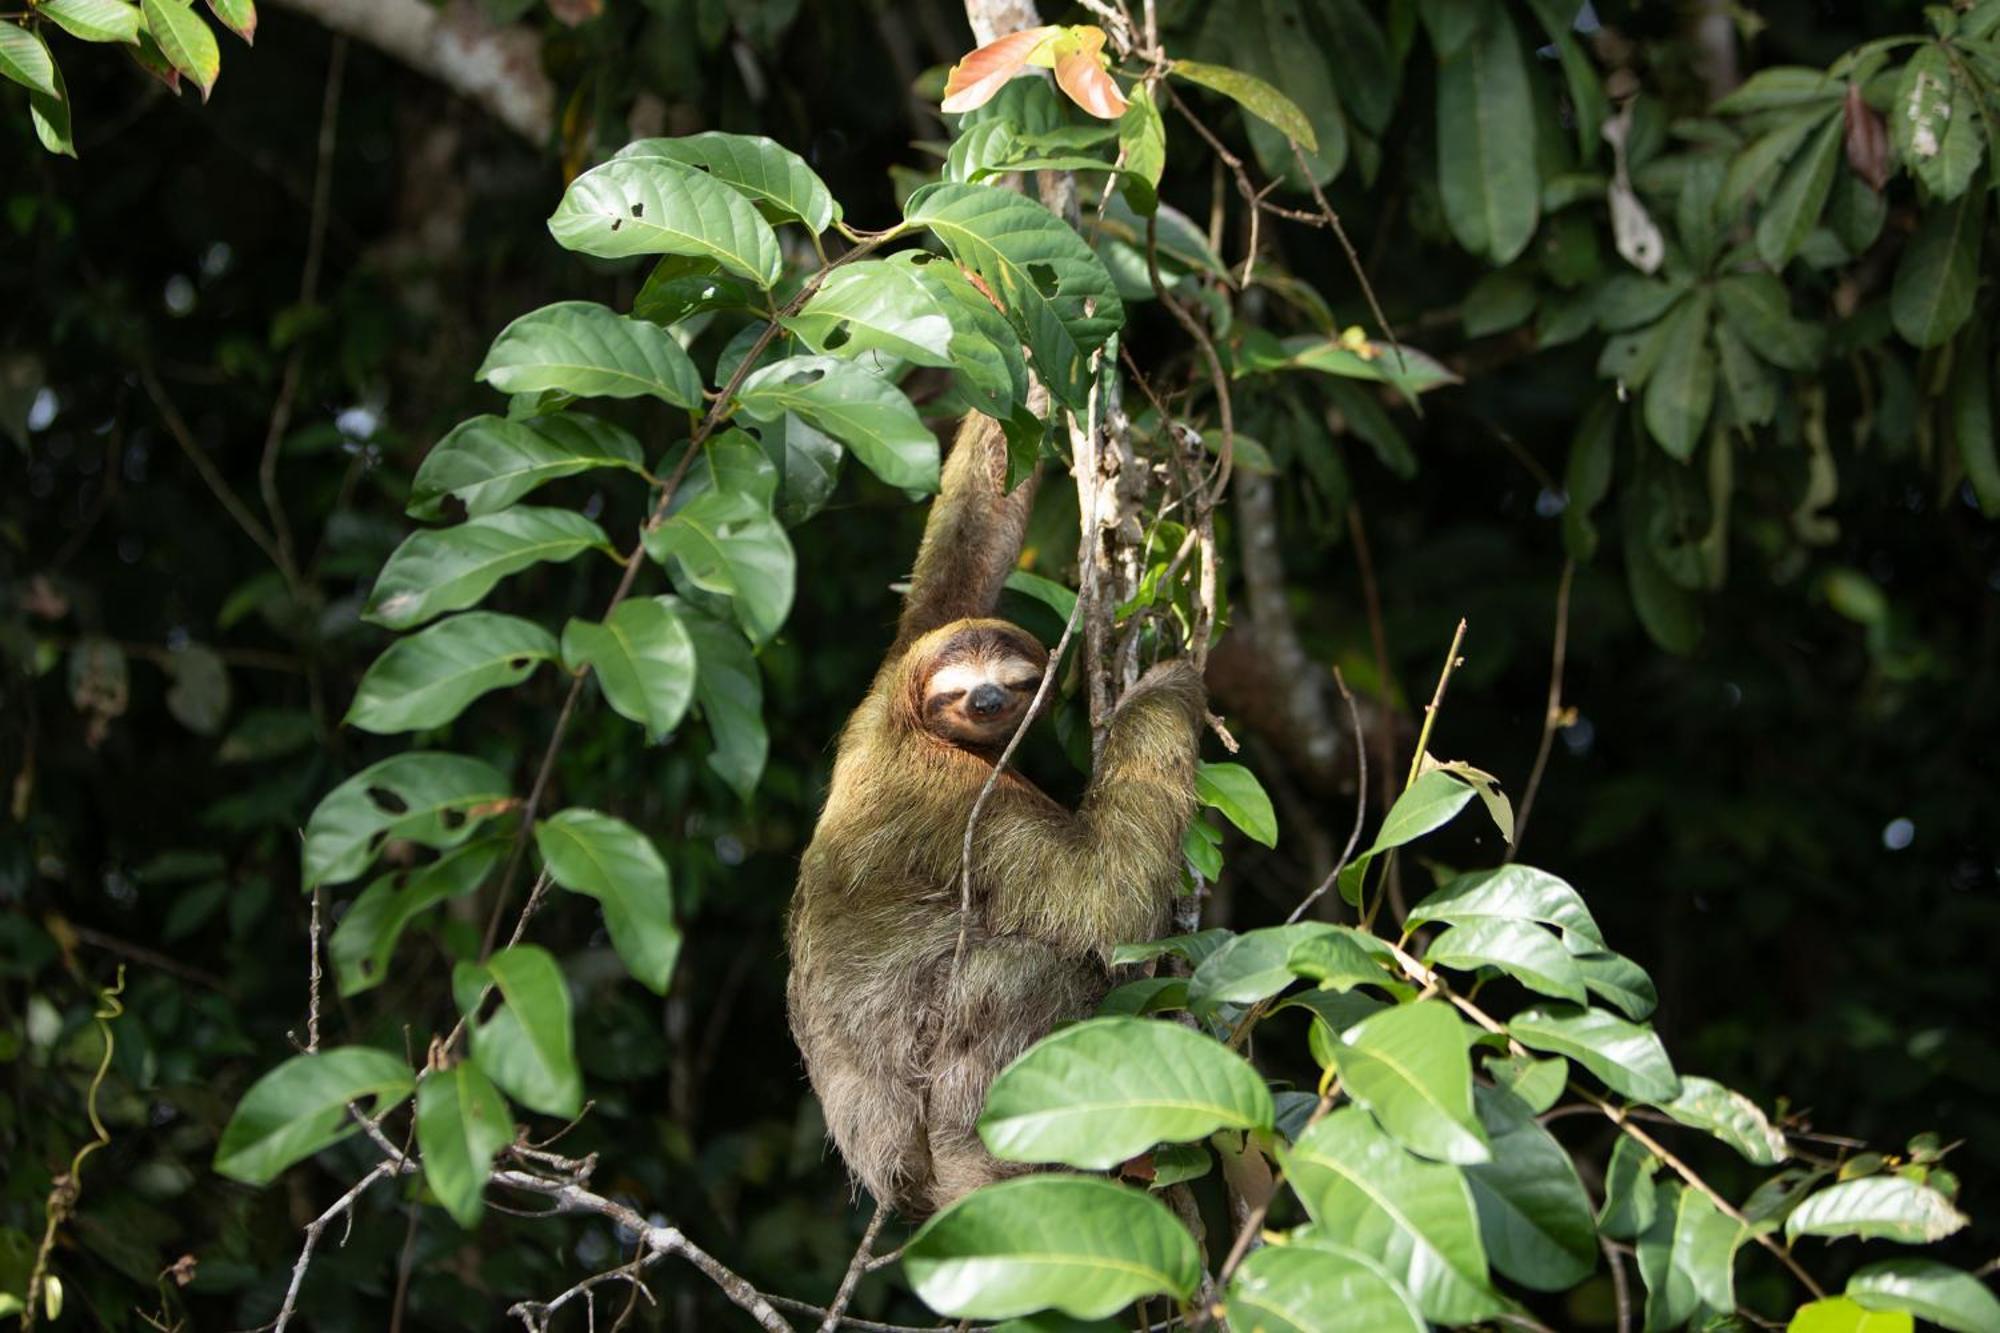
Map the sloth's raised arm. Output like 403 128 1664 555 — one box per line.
894 413 1038 652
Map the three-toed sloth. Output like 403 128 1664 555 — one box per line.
786 412 1208 1218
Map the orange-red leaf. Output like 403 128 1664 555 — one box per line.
941 25 1062 114
1055 26 1126 119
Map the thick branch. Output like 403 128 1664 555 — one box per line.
266 0 554 143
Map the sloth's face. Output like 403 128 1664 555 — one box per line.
919 625 1048 748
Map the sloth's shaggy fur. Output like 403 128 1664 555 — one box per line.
785 415 1206 1217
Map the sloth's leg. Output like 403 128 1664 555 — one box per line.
812 1044 933 1217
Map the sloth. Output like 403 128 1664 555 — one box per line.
786 412 1208 1218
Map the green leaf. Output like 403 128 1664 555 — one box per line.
165 642 229 735
476 301 703 408
1465 1086 1598 1291
1225 1240 1427 1333
1407 864 1607 951
902 1176 1200 1319
1337 771 1476 906
1639 1185 1746 1325
37 0 145 44
1785 1176 1969 1244
783 261 957 367
1169 58 1318 153
1286 927 1395 993
329 841 502 997
1598 1133 1662 1239
1521 0 1605 157
1485 1052 1568 1115
1334 999 1489 1165
1754 110 1843 268
1109 928 1234 970
1564 395 1618 563
1656 1076 1787 1166
1715 273 1824 372
0 22 59 96
1283 1107 1507 1324
409 412 644 520
1003 569 1078 620
1642 292 1716 462
346 612 557 734
1789 1298 1916 1333
1265 334 1461 397
1893 181 1985 349
616 131 837 232
1510 1004 1679 1102
1418 0 1486 60
1894 45 1984 201
1115 83 1165 213
204 0 253 42
1095 977 1189 1017
561 597 696 743
365 506 611 631
1189 924 1345 1011
1194 760 1278 847
1436 10 1539 264
547 156 783 287
141 0 219 99
415 1060 512 1228
904 183 1124 409
457 944 582 1119
679 604 766 799
1210 0 1347 186
641 490 795 644
978 1017 1273 1168
735 355 939 491
1848 1258 2000 1333
1571 949 1659 1021
535 809 680 994
213 1047 413 1184
1951 325 2000 517
1712 65 1844 114
27 48 74 157
889 249 1031 419
633 254 756 327
301 752 512 890
752 412 844 526
674 428 778 508
1426 919 1587 1005
1148 1141 1211 1188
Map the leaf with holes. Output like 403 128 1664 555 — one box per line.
301 752 513 890
904 183 1123 409
1510 1004 1679 1102
735 354 939 491
329 841 503 997
978 1017 1272 1169
213 1047 413 1184
1333 999 1490 1165
365 506 611 631
548 156 782 287
1655 1076 1788 1166
1226 1239 1427 1333
561 597 696 743
641 490 795 644
902 1176 1200 1319
616 131 837 232
455 945 582 1119
38 0 144 43
416 1060 511 1228
535 809 680 994
346 613 557 734
409 412 644 520
1337 770 1477 905
476 301 703 408
141 0 219 99
680 603 766 800
783 261 957 368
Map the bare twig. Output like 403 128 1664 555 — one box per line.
1604 1237 1633 1333
817 1206 889 1333
263 1157 411 1333
1511 559 1575 858
304 886 323 1051
1286 667 1368 923
137 364 291 579
766 1295 957 1333
1404 618 1468 791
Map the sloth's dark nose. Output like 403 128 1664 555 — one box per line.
968 683 1006 717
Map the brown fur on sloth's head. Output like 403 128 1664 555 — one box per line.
891 617 1049 750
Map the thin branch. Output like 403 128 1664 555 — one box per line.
262 1157 411 1333
766 1296 957 1333
1404 618 1468 790
137 363 290 578
817 1206 888 1333
1604 1236 1633 1333
1286 667 1368 923
1511 559 1574 858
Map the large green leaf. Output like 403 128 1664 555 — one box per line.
1436 9 1539 264
1213 0 1348 185
409 412 644 520
889 249 1031 419
365 506 612 631
1521 0 1604 156
1168 58 1318 153
1892 181 1985 349
561 596 696 743
1784 1176 1969 1244
213 1047 413 1184
204 0 253 43
1642 291 1716 462
977 1017 1272 1169
547 156 783 287
783 261 957 367
1656 1076 1787 1166
1572 948 1659 1021
902 1176 1200 1319
1848 1258 2000 1333
1195 760 1278 847
1894 44 1984 201
27 50 73 156
38 0 145 44
534 809 679 994
0 22 58 96
1406 864 1607 950
1753 110 1843 269
1464 1086 1597 1291
616 131 837 232
456 944 582 1119
1334 1000 1489 1165
346 612 557 734
415 1060 512 1228
1225 1239 1427 1333
1425 919 1587 1005
1115 82 1165 213
301 752 512 890
141 0 219 99
1638 1185 1745 1325
1188 923 1354 1011
1715 272 1825 372
1789 1298 1917 1333
679 604 767 799
735 355 939 491
1598 1133 1662 1239
328 841 502 997
476 301 703 408
1337 770 1476 905
1509 1004 1680 1102
1282 1107 1507 1325
641 490 794 644
903 183 1124 409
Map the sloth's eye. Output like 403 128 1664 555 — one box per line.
1004 679 1038 692
928 690 965 709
